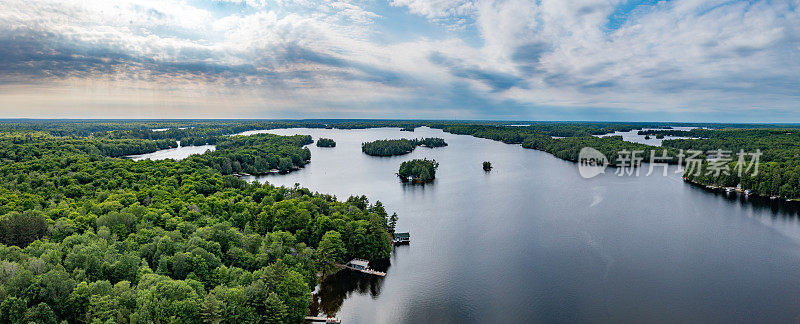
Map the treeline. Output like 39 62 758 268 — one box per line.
438 123 676 138
398 159 438 183
0 130 394 323
0 133 176 162
92 122 312 147
660 129 800 198
316 138 336 147
361 138 447 156
442 125 677 165
521 135 678 165
186 134 312 175
416 138 447 147
3 120 798 140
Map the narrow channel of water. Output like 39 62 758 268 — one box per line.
126 143 215 161
595 126 697 146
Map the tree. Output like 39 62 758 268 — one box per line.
262 292 288 324
0 210 48 247
200 294 223 324
398 159 438 183
388 213 398 234
24 303 58 324
317 231 346 280
316 138 336 147
0 121 397 323
0 296 26 324
361 138 447 156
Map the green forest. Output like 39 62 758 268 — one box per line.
361 138 447 156
316 138 336 148
397 159 438 183
0 126 394 323
658 129 800 198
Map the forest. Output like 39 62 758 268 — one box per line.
316 138 336 148
397 159 438 183
187 134 313 175
0 127 394 323
361 138 447 157
658 129 800 198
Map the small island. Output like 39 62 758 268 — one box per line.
316 137 336 147
398 158 438 183
400 126 415 132
483 161 492 171
362 138 447 156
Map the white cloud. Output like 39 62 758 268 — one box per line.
0 0 798 119
390 0 477 19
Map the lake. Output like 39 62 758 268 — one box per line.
233 127 800 323
595 127 697 146
126 143 215 161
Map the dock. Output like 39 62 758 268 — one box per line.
344 259 386 277
392 232 410 245
305 316 341 323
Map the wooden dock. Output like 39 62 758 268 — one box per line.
345 266 386 276
343 259 386 277
305 316 341 323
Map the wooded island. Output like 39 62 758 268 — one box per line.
361 138 447 156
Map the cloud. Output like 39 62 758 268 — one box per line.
0 0 798 120
389 0 477 19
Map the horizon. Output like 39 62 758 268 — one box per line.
2 118 800 125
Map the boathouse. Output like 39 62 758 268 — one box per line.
346 259 369 271
393 232 410 245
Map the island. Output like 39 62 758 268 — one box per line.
483 161 492 171
316 138 336 147
362 138 447 156
398 158 438 183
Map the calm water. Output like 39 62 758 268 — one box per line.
596 127 697 146
236 127 800 323
127 143 215 161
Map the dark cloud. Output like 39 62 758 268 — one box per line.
277 44 408 86
0 31 409 89
429 52 526 91
512 42 550 74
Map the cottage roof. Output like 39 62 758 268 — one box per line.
348 259 369 267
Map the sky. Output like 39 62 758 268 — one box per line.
0 0 798 121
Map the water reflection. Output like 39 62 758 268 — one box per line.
311 259 391 317
691 184 800 217
244 127 800 322
126 144 215 161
